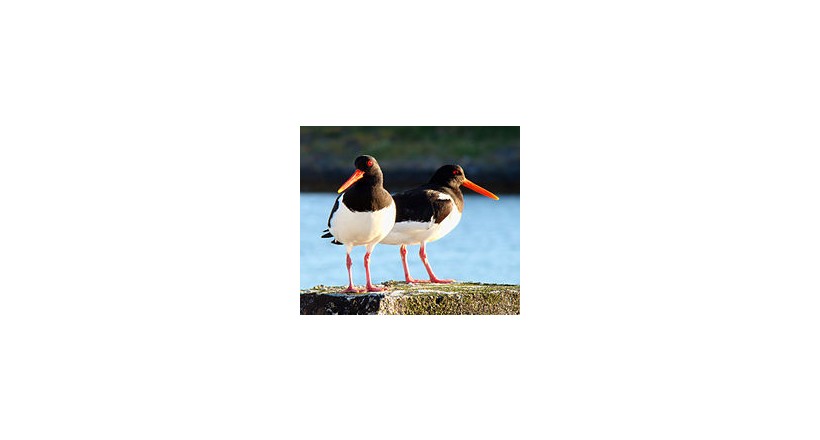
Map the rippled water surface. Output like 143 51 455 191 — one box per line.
300 193 520 289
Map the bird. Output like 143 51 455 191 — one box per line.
379 164 499 283
321 155 396 293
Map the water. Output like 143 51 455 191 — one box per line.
300 193 520 289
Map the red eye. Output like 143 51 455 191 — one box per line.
452 170 458 175
367 160 373 167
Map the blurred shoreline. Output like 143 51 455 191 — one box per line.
300 126 520 193
300 163 520 193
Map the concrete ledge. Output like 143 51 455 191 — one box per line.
300 281 520 315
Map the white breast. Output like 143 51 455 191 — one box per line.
380 208 461 245
329 194 396 246
427 208 461 242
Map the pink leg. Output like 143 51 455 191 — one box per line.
364 250 385 292
419 242 454 283
400 245 426 283
341 252 361 293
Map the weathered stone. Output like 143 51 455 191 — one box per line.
300 281 520 315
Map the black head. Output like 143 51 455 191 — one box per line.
429 164 499 200
354 155 382 176
337 155 385 193
429 164 466 187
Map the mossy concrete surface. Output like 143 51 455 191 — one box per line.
300 281 520 315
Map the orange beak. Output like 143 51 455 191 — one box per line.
337 169 365 193
462 179 499 200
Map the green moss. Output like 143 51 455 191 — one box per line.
301 281 520 315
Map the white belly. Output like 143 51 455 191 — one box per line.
329 196 396 246
380 209 461 245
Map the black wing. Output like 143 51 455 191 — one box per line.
393 188 453 225
321 194 343 245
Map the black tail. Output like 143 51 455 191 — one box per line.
321 229 343 245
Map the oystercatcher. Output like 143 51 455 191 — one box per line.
321 155 396 292
380 164 499 283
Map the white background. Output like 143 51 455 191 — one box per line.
2 1 819 439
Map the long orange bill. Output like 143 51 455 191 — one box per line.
462 179 500 200
337 169 365 193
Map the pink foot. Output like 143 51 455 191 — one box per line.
363 250 387 292
418 243 452 284
341 253 360 292
405 277 430 284
400 246 428 284
429 277 454 284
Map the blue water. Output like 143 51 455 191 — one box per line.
300 193 520 289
